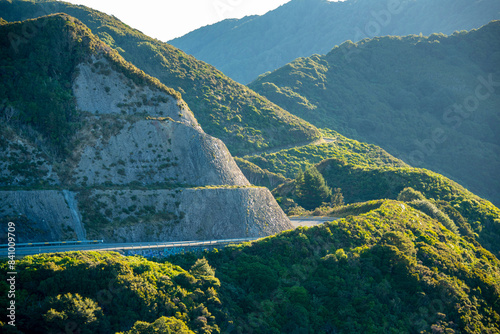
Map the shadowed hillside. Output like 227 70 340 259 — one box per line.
170 0 500 83
250 21 500 207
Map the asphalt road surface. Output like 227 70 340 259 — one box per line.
289 216 339 228
0 238 257 257
1 217 339 257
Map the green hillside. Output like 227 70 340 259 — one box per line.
234 157 288 190
1 6 499 334
193 200 500 333
2 200 500 332
170 0 500 83
250 21 500 206
0 0 321 155
272 158 500 257
241 129 407 181
0 252 224 333
218 126 500 257
0 14 179 156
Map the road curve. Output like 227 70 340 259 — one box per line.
289 216 339 228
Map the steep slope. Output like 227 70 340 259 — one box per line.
271 157 500 257
235 127 500 258
0 0 321 155
198 200 500 333
170 0 500 83
2 200 500 333
250 21 500 207
0 14 292 242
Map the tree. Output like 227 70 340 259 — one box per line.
296 166 332 210
42 293 106 333
122 317 194 334
397 187 426 202
331 188 344 207
190 258 215 278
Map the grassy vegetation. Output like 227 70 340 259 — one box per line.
0 0 321 155
242 128 406 180
322 199 385 218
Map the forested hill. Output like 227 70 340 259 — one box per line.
0 13 294 243
170 0 500 83
2 199 500 332
0 0 321 156
249 21 500 207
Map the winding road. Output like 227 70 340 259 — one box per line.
0 217 338 257
289 216 338 228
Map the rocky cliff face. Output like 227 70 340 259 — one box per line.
0 190 86 242
72 119 249 187
79 187 289 242
1 187 290 243
0 15 292 243
73 57 198 127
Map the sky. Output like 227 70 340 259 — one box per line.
61 0 293 41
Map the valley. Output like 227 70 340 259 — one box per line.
0 1 499 333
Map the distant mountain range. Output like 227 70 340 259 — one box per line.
1 3 500 334
0 0 321 156
249 20 500 206
170 0 500 83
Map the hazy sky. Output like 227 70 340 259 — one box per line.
61 0 293 41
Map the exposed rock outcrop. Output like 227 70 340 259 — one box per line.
1 187 292 243
0 191 86 242
73 57 198 127
73 119 249 187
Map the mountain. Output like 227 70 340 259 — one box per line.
0 14 292 242
249 21 500 207
0 0 321 156
233 130 500 257
170 0 500 83
1 3 499 334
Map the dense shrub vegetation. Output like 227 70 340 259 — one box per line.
250 21 500 206
0 252 223 333
295 167 332 210
2 201 500 333
1 4 500 334
190 201 500 333
274 159 500 257
0 15 96 155
242 129 406 181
